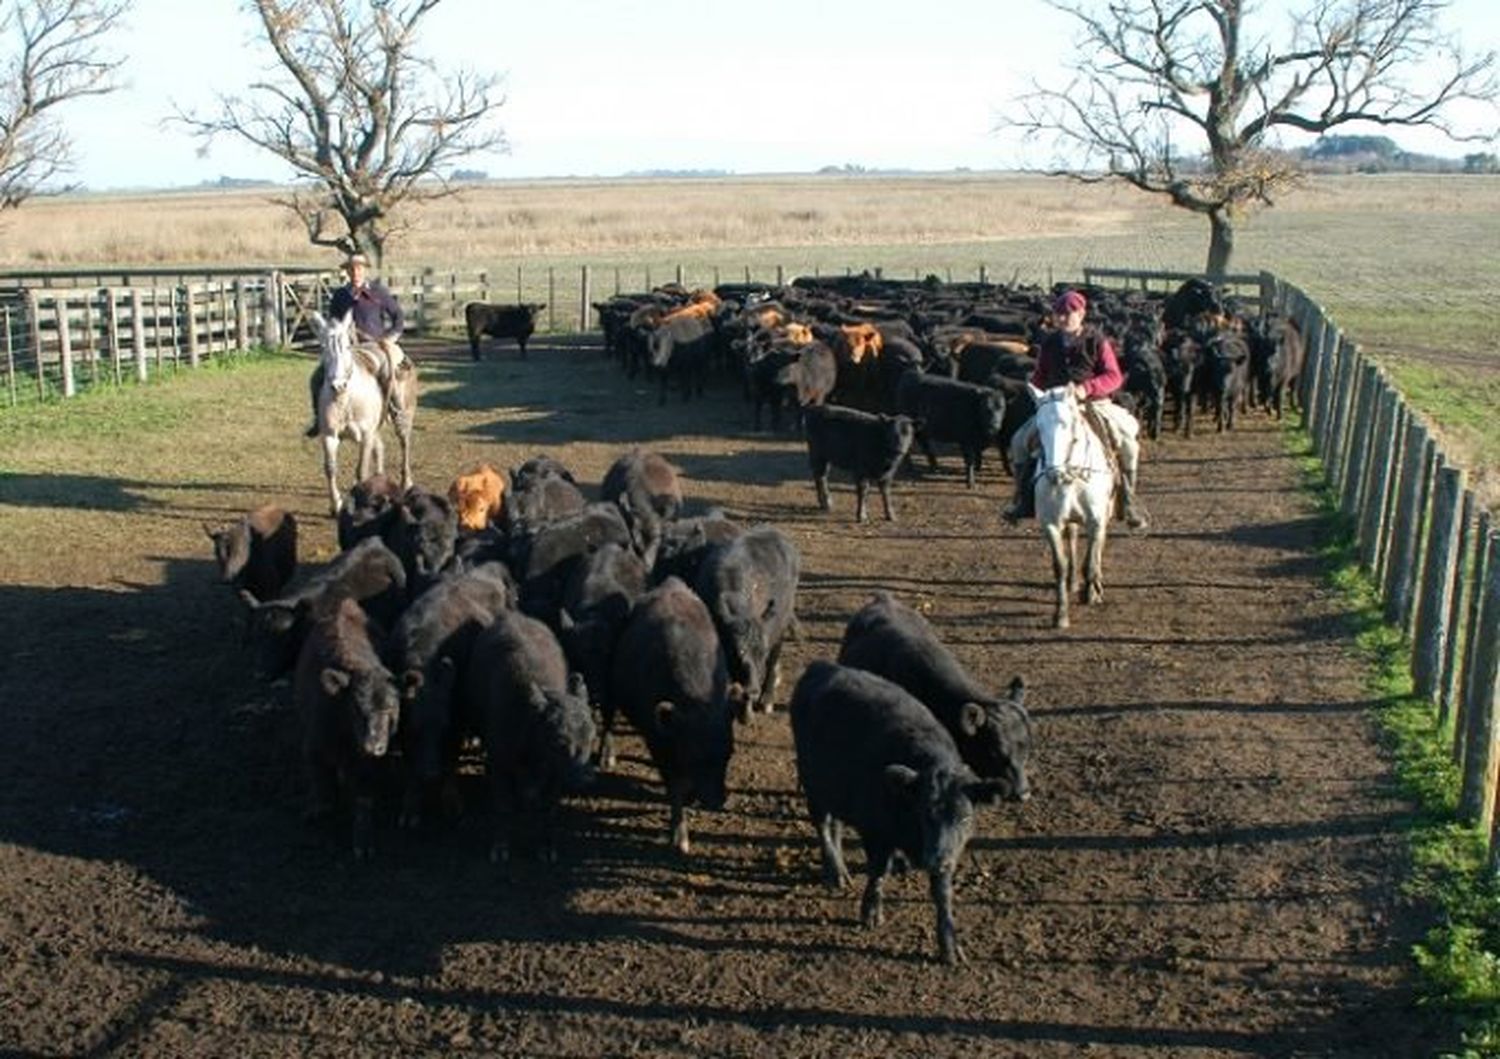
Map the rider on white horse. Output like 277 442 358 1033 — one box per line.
1002 289 1150 530
305 252 409 437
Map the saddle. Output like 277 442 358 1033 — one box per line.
352 339 412 424
1078 401 1122 480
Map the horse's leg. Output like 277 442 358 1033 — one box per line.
1084 495 1108 606
397 418 412 491
1043 518 1069 629
321 434 341 516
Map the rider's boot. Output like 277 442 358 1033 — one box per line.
304 366 325 438
1001 458 1037 524
1118 471 1150 531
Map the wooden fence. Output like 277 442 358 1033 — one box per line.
1270 276 1500 868
0 269 336 402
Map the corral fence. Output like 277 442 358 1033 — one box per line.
0 261 1282 403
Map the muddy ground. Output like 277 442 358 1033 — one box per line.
0 335 1441 1057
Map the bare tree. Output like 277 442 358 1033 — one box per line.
182 0 506 265
0 0 130 210
1001 0 1500 275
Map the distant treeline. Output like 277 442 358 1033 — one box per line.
1295 135 1497 174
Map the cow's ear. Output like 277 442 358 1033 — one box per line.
959 703 985 737
654 700 675 730
557 607 576 633
568 671 588 701
1006 675 1027 706
236 588 261 611
884 764 920 797
203 521 220 541
402 669 424 700
321 668 351 696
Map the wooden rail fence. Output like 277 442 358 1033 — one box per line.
1271 275 1500 868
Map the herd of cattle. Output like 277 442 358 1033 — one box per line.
577 274 1305 518
204 274 1301 962
206 447 1032 963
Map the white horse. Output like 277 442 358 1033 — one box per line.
1030 383 1115 629
309 311 417 516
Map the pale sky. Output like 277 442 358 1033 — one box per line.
59 0 1500 191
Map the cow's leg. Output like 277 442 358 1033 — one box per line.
878 476 896 522
963 447 978 490
814 808 852 889
812 457 832 512
321 434 341 516
518 335 529 360
931 867 965 966
669 778 692 855
860 842 894 928
757 638 784 712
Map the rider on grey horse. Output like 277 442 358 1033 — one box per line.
1002 289 1150 531
305 252 409 437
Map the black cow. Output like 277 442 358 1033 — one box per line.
790 661 1010 965
503 458 588 533
460 609 595 861
244 537 408 681
466 302 545 360
894 371 1006 489
390 562 517 828
510 503 636 626
295 595 402 859
651 510 745 587
694 526 800 718
648 314 717 405
600 448 683 566
838 593 1032 793
336 473 405 551
557 541 649 744
1247 314 1306 421
387 487 459 599
802 404 916 522
205 504 298 605
608 577 745 853
1205 330 1251 432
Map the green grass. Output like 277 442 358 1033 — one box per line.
1290 437 1500 1058
0 347 300 451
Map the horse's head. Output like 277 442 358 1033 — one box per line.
1031 383 1109 479
311 311 357 392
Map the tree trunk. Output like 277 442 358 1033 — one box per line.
1206 210 1235 277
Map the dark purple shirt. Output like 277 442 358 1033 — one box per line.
328 280 404 342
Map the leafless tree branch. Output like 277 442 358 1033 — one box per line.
176 0 507 264
997 0 1499 273
0 0 129 210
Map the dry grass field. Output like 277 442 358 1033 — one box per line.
2 171 1497 495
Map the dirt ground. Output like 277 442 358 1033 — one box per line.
0 335 1442 1057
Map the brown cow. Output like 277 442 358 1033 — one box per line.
448 464 508 533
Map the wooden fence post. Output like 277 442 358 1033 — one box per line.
1321 329 1352 475
26 289 43 400
185 285 201 367
580 265 591 332
1459 530 1500 827
1444 493 1480 736
1295 295 1324 436
675 264 684 286
1384 422 1431 628
55 297 76 397
235 278 249 351
130 290 147 382
547 268 556 332
1456 510 1493 764
1417 465 1465 707
3 305 14 406
105 289 121 385
1306 305 1335 455
1339 362 1379 519
1364 396 1404 578
776 265 785 287
263 272 283 347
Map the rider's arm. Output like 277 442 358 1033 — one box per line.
377 284 405 338
1081 337 1123 400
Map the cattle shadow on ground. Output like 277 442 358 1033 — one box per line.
100 948 1315 1055
0 555 810 980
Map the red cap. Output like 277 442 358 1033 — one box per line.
1053 289 1087 315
